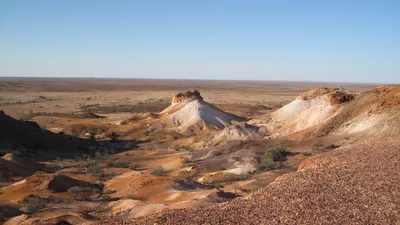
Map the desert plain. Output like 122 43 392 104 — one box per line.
0 78 398 224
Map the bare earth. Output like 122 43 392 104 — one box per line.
0 78 398 225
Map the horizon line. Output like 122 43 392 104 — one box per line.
0 76 394 85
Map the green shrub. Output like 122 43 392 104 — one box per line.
113 161 129 168
232 156 243 162
94 171 115 181
102 189 114 194
128 165 136 170
110 132 118 142
257 146 290 171
101 194 112 201
68 186 99 201
177 170 192 179
23 197 46 214
106 159 115 167
151 166 165 176
205 173 250 185
44 163 62 173
87 162 100 174
221 173 250 183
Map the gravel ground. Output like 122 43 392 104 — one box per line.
108 137 400 225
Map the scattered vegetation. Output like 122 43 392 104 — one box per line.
80 101 169 114
325 144 340 150
205 173 251 186
257 146 290 171
232 156 243 163
220 173 250 183
20 110 35 121
68 186 99 201
87 162 101 174
110 132 118 142
177 170 194 179
34 171 45 175
101 194 112 201
44 163 62 173
173 144 192 151
151 166 166 176
23 197 46 214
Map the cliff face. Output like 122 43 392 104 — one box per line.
171 90 203 104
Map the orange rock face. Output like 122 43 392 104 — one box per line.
298 87 355 105
327 92 355 105
171 90 203 103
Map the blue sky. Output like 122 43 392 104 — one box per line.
0 0 399 83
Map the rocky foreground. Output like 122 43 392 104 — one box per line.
111 137 399 224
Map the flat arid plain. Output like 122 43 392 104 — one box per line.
0 78 399 224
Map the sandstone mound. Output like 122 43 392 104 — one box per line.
0 153 45 180
266 87 355 137
315 85 400 136
159 90 245 131
125 137 400 224
4 212 91 225
104 171 171 199
47 175 99 192
0 174 99 203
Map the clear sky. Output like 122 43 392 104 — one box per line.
0 0 399 83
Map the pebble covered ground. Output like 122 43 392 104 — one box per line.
107 137 399 225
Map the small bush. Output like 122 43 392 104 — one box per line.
23 197 46 214
151 166 165 176
325 144 339 150
89 132 96 142
173 145 191 151
106 159 115 167
44 163 62 173
101 194 112 201
177 170 192 179
87 162 100 174
205 173 250 185
232 156 243 162
221 173 250 183
102 189 114 194
94 171 115 181
128 165 136 170
116 161 130 168
257 146 290 171
110 132 118 142
68 186 99 201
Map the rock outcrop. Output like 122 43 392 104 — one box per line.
159 90 245 131
171 90 203 104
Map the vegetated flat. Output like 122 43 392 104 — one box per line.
1 77 395 225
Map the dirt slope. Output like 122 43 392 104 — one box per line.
265 87 354 137
0 153 45 180
316 85 400 136
265 86 400 138
0 111 89 155
121 136 400 224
